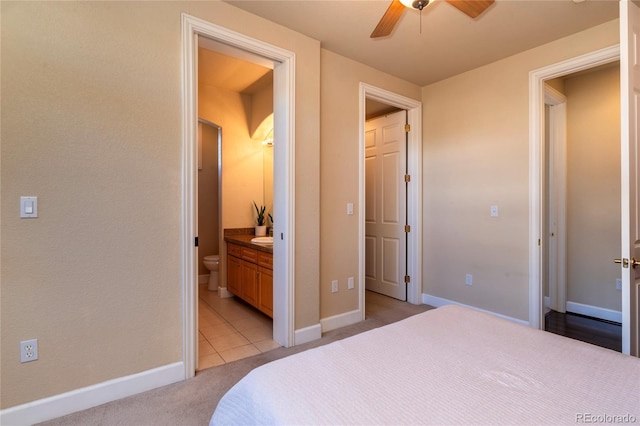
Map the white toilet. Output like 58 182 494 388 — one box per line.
203 255 220 291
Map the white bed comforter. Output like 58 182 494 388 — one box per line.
211 305 640 425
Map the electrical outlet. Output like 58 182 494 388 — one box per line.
465 274 473 286
20 339 38 363
616 278 622 291
490 205 499 217
347 276 354 290
331 280 338 293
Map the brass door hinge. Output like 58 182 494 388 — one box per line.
404 275 411 283
404 174 411 183
404 225 411 233
404 124 411 133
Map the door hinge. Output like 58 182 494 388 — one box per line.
404 124 411 133
404 225 411 233
404 275 411 283
195 237 199 247
404 174 411 183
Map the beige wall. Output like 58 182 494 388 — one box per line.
319 50 421 318
1 0 320 409
422 19 619 321
565 65 621 311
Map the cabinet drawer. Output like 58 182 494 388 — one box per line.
228 243 242 257
257 252 273 269
241 247 258 263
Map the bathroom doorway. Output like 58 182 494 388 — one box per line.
196 39 277 370
182 14 297 378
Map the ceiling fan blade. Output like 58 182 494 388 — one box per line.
370 0 406 38
446 0 495 18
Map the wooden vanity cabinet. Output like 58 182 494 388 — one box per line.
240 261 258 306
227 255 242 296
226 242 273 318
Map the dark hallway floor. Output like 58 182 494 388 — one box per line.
545 310 622 352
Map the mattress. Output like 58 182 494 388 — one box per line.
210 305 640 425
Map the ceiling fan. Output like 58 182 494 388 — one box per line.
370 0 495 38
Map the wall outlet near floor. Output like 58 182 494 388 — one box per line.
20 339 38 363
347 276 354 290
616 278 622 291
331 280 338 293
465 274 473 286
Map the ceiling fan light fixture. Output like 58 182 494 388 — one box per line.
400 0 430 10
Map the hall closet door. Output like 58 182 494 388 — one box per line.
364 110 407 301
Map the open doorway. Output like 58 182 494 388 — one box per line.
359 84 422 319
182 14 296 378
542 62 622 352
528 45 627 353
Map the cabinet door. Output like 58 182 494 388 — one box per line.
227 255 242 295
258 266 273 318
240 260 258 306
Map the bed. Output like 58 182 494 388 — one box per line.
210 305 640 425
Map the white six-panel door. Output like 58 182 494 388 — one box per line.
365 110 407 300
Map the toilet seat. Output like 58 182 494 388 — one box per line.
204 255 219 261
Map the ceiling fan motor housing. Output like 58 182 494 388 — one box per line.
412 0 430 10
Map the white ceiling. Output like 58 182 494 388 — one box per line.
224 0 619 86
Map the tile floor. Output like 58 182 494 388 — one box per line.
198 284 280 371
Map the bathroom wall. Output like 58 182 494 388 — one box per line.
198 121 220 276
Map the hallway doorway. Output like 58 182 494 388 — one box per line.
543 62 622 349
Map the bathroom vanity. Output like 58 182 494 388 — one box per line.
225 235 273 318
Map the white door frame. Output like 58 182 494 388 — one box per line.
359 83 423 317
528 45 620 331
181 13 296 379
544 85 568 313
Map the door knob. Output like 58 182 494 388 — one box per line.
614 257 640 268
614 258 630 268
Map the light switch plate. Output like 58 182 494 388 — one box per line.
20 196 38 218
347 203 354 216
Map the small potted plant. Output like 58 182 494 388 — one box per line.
253 201 267 236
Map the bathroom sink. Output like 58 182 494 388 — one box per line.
251 236 274 244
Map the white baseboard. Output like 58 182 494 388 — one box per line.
320 308 362 333
217 286 233 298
294 323 322 345
0 362 184 426
566 301 622 323
422 293 529 326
